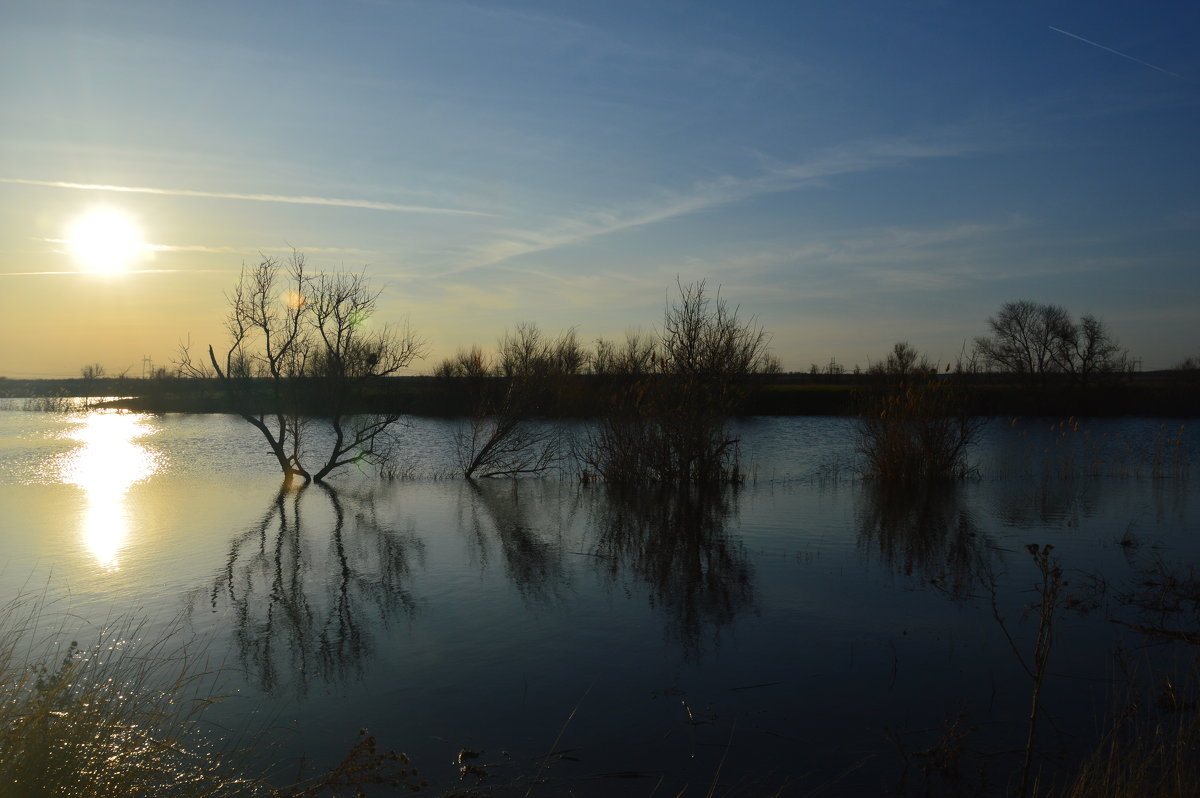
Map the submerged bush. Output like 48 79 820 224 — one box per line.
581 280 775 485
856 377 982 483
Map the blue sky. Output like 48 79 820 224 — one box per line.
1 0 1197 376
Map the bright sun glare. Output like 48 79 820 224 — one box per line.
66 208 146 273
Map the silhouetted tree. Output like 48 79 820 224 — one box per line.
590 330 656 376
454 323 577 478
973 301 1126 387
180 252 426 484
79 363 105 380
869 341 935 380
1049 313 1128 387
433 345 491 380
974 300 1074 385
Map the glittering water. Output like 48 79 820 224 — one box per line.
0 407 1195 794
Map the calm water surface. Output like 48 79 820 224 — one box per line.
0 407 1195 795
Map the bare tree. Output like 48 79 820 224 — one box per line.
974 300 1127 387
973 300 1074 385
433 345 491 380
1050 313 1128 387
180 252 426 484
591 329 656 376
456 413 560 478
455 322 574 478
304 269 426 482
80 363 106 380
869 341 935 379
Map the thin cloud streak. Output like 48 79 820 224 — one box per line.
147 243 375 256
0 269 201 277
36 239 373 258
0 178 496 217
1049 26 1185 79
447 133 982 274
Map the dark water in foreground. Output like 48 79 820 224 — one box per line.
0 407 1196 795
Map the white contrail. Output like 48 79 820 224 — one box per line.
0 269 191 276
0 178 495 217
1049 26 1184 79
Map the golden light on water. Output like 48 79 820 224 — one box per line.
58 411 161 569
65 208 146 273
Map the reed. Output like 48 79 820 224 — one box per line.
0 594 252 797
0 593 425 797
1052 713 1200 798
1000 419 1191 481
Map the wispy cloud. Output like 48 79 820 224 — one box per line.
1049 26 1185 80
35 237 375 258
145 243 375 256
0 269 197 277
448 133 983 273
0 178 496 217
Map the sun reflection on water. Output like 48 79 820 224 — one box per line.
58 410 161 569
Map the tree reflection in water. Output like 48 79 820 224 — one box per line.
210 485 423 694
857 484 995 600
589 486 755 655
458 480 575 603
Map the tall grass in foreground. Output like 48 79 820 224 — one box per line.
0 594 251 797
0 593 427 797
1054 711 1200 797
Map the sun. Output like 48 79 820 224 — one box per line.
66 208 146 273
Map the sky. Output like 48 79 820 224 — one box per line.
1 0 1197 377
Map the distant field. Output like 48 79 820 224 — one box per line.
2 373 1197 418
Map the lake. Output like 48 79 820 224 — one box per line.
0 405 1196 795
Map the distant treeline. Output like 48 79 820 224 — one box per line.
2 371 1197 418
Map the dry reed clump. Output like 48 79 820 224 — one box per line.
1150 423 1190 481
1042 662 1200 798
1024 419 1191 481
856 378 982 483
1054 713 1200 798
